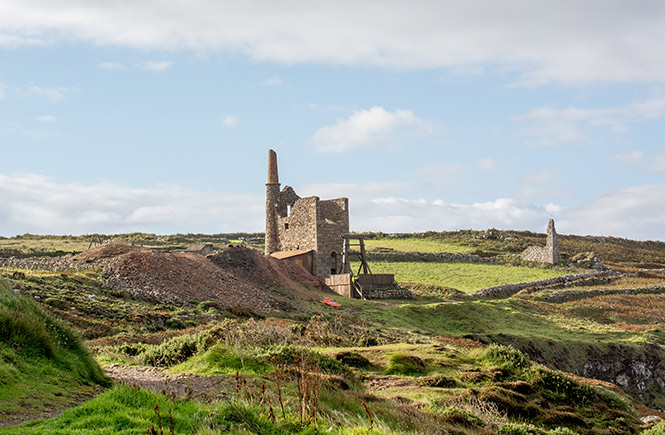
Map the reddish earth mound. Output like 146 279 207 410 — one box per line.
72 243 146 263
101 246 330 313
209 246 330 300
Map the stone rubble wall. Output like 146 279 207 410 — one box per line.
0 256 101 272
314 198 349 276
364 287 415 299
472 271 614 298
542 285 665 303
520 245 554 263
366 251 498 263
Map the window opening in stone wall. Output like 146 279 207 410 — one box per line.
284 223 289 229
287 204 291 217
330 252 337 274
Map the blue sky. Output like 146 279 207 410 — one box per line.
0 1 664 240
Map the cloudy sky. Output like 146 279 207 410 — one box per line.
1 1 664 240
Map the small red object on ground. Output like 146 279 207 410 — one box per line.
321 297 341 307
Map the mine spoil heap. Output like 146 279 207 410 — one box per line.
96 243 327 313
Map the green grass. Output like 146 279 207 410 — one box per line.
3 386 210 434
363 238 475 254
359 261 572 292
0 278 109 423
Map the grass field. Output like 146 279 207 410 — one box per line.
363 238 475 254
356 261 574 291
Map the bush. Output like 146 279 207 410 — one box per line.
499 422 545 435
529 368 595 404
335 351 371 369
643 421 665 435
481 344 530 371
420 374 462 388
547 428 579 435
385 353 427 376
264 345 349 375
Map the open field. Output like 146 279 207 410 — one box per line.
354 260 578 292
363 238 475 254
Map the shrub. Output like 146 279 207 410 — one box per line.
529 368 595 404
139 328 220 367
335 352 371 369
498 422 545 435
264 345 349 375
547 428 580 435
385 353 427 376
643 421 665 435
420 374 462 388
481 344 530 371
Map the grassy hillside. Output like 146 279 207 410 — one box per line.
0 233 263 257
361 231 665 268
2 231 665 433
0 278 109 424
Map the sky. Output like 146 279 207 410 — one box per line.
0 1 664 240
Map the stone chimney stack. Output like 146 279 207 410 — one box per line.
265 150 281 254
267 149 279 185
546 219 561 264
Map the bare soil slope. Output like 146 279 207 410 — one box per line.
99 244 329 313
209 245 330 300
72 243 146 263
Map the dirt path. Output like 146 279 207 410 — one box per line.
0 366 235 427
105 365 235 401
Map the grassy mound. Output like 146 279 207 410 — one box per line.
0 279 108 423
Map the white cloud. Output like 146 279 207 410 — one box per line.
517 98 665 146
22 86 80 101
262 76 283 86
560 183 665 240
35 114 56 123
0 172 663 240
141 60 173 72
613 149 665 174
0 173 262 236
1 2 665 84
311 106 432 153
476 158 497 171
99 61 125 71
221 115 239 127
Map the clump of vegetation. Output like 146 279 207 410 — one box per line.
479 344 531 374
420 374 463 388
498 422 580 434
385 352 427 375
335 351 371 369
265 345 350 375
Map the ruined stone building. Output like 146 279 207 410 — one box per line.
264 150 349 277
521 219 561 264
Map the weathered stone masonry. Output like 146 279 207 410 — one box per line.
521 219 561 264
264 150 349 277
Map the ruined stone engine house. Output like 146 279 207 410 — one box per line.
264 150 349 277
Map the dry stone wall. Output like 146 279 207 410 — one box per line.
366 252 498 263
0 256 100 272
364 287 415 299
473 271 614 298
